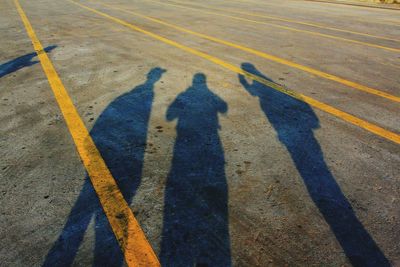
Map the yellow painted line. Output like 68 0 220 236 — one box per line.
147 0 400 53
224 0 400 27
187 1 400 43
228 0 400 15
90 0 400 103
384 19 400 24
13 0 160 266
69 0 400 144
302 0 400 11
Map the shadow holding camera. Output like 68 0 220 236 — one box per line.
239 63 389 267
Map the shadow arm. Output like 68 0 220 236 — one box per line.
218 98 228 114
166 98 181 121
239 74 257 96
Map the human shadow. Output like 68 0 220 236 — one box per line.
0 46 56 79
160 73 231 267
238 63 389 267
42 67 166 267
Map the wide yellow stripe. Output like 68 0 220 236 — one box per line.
68 0 400 145
14 0 160 266
91 0 400 103
149 0 400 53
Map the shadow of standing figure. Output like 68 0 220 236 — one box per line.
0 46 56 78
160 73 231 267
239 63 389 267
43 67 166 267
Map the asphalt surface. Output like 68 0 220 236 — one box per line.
0 0 399 266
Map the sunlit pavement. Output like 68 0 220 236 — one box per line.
1 0 399 266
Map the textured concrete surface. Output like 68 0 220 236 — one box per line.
1 0 399 266
305 0 400 9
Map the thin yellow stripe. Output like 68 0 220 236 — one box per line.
91 0 400 103
13 0 160 266
384 19 400 24
226 0 400 27
184 1 400 43
68 0 400 145
148 0 400 53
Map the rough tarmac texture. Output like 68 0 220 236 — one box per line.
0 0 399 266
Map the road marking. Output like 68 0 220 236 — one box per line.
228 0 400 16
302 0 400 11
89 0 400 103
178 0 400 43
385 19 400 24
13 1 160 266
147 0 400 53
69 0 400 144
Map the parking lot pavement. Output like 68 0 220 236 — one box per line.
1 0 399 266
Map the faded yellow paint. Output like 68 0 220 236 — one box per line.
182 0 400 42
147 0 400 53
14 0 160 266
227 0 400 22
69 0 400 144
91 0 400 103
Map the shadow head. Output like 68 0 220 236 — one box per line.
147 67 166 83
193 73 207 86
241 62 256 74
44 45 57 54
